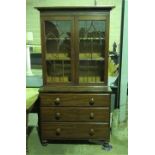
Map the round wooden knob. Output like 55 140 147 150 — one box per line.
90 112 94 119
55 112 61 120
54 97 60 105
89 128 95 136
89 98 94 105
56 128 61 135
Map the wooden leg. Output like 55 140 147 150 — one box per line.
41 140 48 146
88 140 112 151
102 141 112 151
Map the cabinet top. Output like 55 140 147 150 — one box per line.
39 86 112 93
35 6 115 12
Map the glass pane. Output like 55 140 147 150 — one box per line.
45 20 72 84
45 20 72 60
78 20 105 83
46 60 71 83
79 61 104 83
79 20 105 60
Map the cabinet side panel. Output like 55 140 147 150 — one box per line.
40 15 47 85
104 13 110 85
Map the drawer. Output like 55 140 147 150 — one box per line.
40 107 109 122
40 93 110 107
40 122 110 140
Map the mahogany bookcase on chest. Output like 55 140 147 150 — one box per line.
36 6 114 149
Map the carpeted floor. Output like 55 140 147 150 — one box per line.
27 114 128 155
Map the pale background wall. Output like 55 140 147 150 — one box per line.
26 0 122 52
119 0 128 122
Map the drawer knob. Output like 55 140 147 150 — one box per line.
89 128 95 136
54 97 60 105
90 112 94 119
55 112 61 120
89 98 95 105
56 128 61 135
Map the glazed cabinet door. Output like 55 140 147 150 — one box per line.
75 16 109 85
41 16 75 85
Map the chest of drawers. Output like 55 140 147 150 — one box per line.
39 87 111 144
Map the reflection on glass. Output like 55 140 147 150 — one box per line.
78 20 105 83
79 20 105 60
79 61 104 83
45 20 72 83
46 60 71 83
45 20 71 59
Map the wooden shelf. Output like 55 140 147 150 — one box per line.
79 37 105 40
46 53 71 60
79 53 104 60
46 38 71 40
47 76 70 83
79 76 102 83
79 58 104 61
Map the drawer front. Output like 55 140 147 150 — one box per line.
40 107 109 122
40 94 110 107
40 122 109 140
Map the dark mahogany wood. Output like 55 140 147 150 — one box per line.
35 6 115 14
37 6 113 86
39 86 112 93
36 6 113 146
40 122 110 140
40 107 110 122
40 93 110 107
